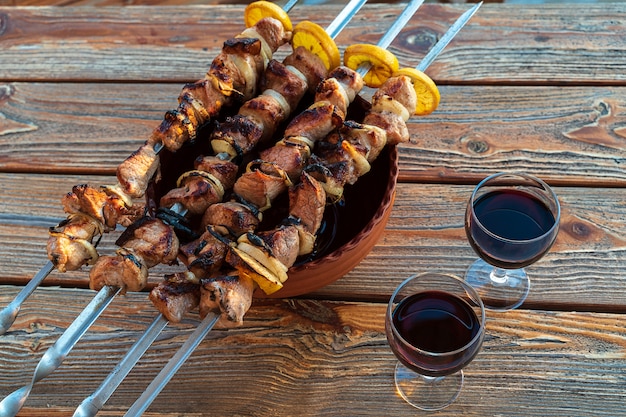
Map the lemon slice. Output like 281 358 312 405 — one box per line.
343 44 399 88
292 20 341 71
244 1 293 32
392 67 440 116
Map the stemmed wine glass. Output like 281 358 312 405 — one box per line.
464 172 560 310
385 272 486 411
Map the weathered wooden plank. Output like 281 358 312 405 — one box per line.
1 83 625 184
1 286 624 416
0 4 625 84
1 179 625 310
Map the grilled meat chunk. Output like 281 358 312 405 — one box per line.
116 143 161 199
115 216 179 268
282 46 328 94
314 66 364 117
200 200 261 237
159 171 225 215
193 155 239 191
341 120 387 162
62 184 135 231
179 227 230 279
89 248 148 293
283 101 343 144
234 161 292 210
262 59 308 112
288 171 326 235
47 214 102 272
149 272 201 323
362 110 409 146
200 273 255 328
256 223 300 268
258 139 310 181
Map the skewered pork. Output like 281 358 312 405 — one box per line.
89 216 180 293
117 16 292 200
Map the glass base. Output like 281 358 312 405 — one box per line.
465 258 530 311
394 362 463 411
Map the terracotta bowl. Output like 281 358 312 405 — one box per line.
152 98 398 298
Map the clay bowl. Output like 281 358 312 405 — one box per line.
152 97 398 298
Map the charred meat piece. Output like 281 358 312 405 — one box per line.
159 171 225 215
116 143 161 200
341 120 387 163
233 160 292 210
200 200 261 237
372 74 417 119
314 66 364 117
283 101 343 144
262 59 308 113
210 114 264 159
47 214 102 272
256 223 300 268
62 184 133 231
258 139 310 182
362 110 409 146
200 273 255 328
237 93 287 144
193 155 239 191
89 248 148 293
115 216 179 268
149 272 201 323
179 227 230 279
282 46 328 94
246 16 292 53
288 171 326 236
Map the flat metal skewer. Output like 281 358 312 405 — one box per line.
122 0 440 415
0 285 121 417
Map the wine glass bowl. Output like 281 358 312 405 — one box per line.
385 272 486 411
464 172 560 310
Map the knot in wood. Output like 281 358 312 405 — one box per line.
403 28 438 54
467 139 489 154
0 84 15 101
0 13 7 37
570 221 590 238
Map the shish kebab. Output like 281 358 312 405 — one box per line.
123 4 482 416
74 2 426 416
0 0 300 337
0 1 370 416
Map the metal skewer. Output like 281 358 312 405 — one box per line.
0 0 303 340
0 285 121 417
122 0 441 415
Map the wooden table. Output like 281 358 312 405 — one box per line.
1 2 626 416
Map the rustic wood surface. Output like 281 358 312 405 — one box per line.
0 2 625 416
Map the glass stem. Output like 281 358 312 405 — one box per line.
490 267 509 285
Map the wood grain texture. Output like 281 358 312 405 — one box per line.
1 287 625 417
0 4 625 84
1 83 624 184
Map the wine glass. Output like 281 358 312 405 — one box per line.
385 272 486 411
464 172 560 310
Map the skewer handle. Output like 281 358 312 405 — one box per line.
73 314 170 417
123 313 219 417
325 0 367 39
0 261 54 335
0 285 120 417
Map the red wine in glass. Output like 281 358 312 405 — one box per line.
391 291 482 376
465 173 560 310
385 273 485 411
